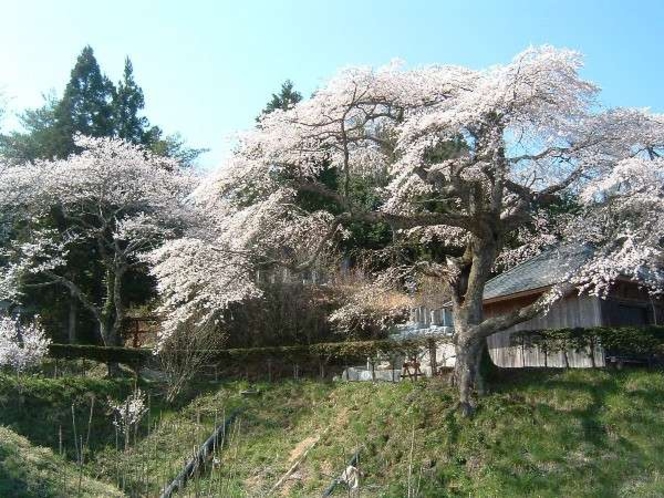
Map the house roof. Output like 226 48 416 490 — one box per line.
483 244 593 301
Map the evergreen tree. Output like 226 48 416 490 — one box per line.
0 93 60 162
113 57 149 144
145 128 208 169
1 46 205 167
259 79 303 118
53 45 115 157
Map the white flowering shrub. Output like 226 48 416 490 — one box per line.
110 388 147 433
0 315 51 373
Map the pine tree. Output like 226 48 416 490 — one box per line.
0 93 60 162
53 46 115 157
259 80 303 118
113 57 149 144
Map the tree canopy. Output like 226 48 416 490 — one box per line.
260 79 303 117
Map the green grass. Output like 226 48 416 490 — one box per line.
0 371 136 459
0 426 125 497
2 368 664 496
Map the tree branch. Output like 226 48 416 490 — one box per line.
473 283 574 340
42 270 102 322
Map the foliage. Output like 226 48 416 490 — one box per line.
0 46 205 165
53 46 116 156
513 325 664 357
0 93 61 163
0 373 134 456
45 337 447 374
202 336 445 362
146 130 209 169
260 79 303 117
0 47 206 346
109 388 147 434
113 57 149 145
0 426 125 498
46 343 151 367
221 281 336 348
0 315 50 373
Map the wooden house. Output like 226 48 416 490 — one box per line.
484 245 664 368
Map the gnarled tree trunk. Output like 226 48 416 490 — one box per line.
99 264 127 377
453 329 484 416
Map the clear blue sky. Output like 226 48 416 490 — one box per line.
2 0 663 169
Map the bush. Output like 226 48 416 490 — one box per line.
47 337 451 380
513 326 664 358
47 344 152 368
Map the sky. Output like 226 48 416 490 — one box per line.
2 0 664 170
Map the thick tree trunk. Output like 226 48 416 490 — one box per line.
99 264 127 377
474 343 487 397
67 296 77 344
454 332 482 416
99 322 121 377
450 235 498 416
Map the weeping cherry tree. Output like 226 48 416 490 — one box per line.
151 46 664 413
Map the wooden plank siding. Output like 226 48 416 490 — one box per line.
486 294 606 368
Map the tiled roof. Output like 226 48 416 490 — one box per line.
483 244 593 301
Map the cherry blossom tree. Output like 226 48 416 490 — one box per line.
0 315 51 373
0 136 196 366
152 46 664 413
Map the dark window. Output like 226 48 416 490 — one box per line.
603 301 649 327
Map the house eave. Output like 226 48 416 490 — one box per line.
482 285 553 305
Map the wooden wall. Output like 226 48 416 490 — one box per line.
486 294 606 368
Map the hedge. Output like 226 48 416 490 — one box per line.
205 337 446 363
48 344 153 367
512 326 664 356
47 336 450 369
49 327 664 370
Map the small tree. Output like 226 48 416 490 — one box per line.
109 387 147 451
0 315 50 405
159 316 226 401
0 315 51 374
0 136 195 372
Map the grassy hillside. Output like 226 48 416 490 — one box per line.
0 426 125 497
1 369 664 497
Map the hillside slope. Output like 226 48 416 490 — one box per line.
104 369 664 497
0 426 125 498
1 369 663 497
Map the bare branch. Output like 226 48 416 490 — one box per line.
473 283 575 339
